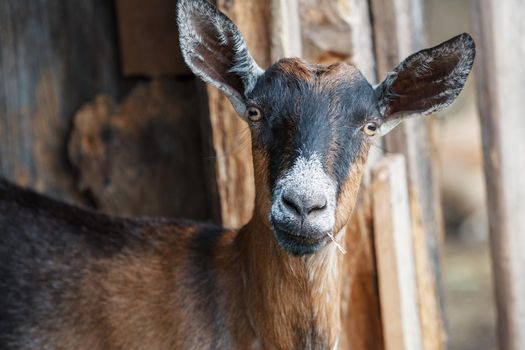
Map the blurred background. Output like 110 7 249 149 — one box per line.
426 1 496 349
1 0 521 349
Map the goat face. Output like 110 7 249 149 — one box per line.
246 60 377 255
177 0 475 256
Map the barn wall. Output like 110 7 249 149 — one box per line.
0 0 217 221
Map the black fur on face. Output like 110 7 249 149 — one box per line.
177 0 475 255
246 58 379 198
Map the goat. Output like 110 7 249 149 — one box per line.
0 0 475 348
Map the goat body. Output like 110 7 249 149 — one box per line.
0 179 342 349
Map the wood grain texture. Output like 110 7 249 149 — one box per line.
0 0 124 204
472 1 525 348
206 87 255 228
270 0 302 61
68 78 214 220
298 0 376 79
369 0 446 348
373 155 422 350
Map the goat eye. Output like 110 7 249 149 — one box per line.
246 107 262 122
362 122 378 136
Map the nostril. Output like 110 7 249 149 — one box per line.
282 195 302 216
281 191 328 218
307 199 327 214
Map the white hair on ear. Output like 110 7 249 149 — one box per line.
176 0 263 116
227 35 264 95
376 33 475 121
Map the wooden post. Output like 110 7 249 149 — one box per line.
270 0 302 61
298 0 375 79
472 1 525 348
373 155 422 350
369 0 446 348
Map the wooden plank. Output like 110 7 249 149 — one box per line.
471 1 525 349
115 0 190 76
372 154 422 350
298 0 376 79
0 0 123 204
270 0 302 61
369 0 446 348
205 87 255 228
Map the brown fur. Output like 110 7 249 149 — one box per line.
272 59 362 89
25 214 354 349
273 58 315 81
237 216 345 348
334 147 370 233
252 149 273 223
317 63 360 89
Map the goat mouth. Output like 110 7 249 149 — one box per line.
272 225 330 256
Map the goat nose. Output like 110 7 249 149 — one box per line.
282 190 328 218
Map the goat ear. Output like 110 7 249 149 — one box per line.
375 33 475 135
177 0 263 117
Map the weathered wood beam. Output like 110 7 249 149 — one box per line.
113 1 219 219
270 0 302 61
373 155 422 350
472 1 525 348
299 0 376 79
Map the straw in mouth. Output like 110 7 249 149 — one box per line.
326 232 346 255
